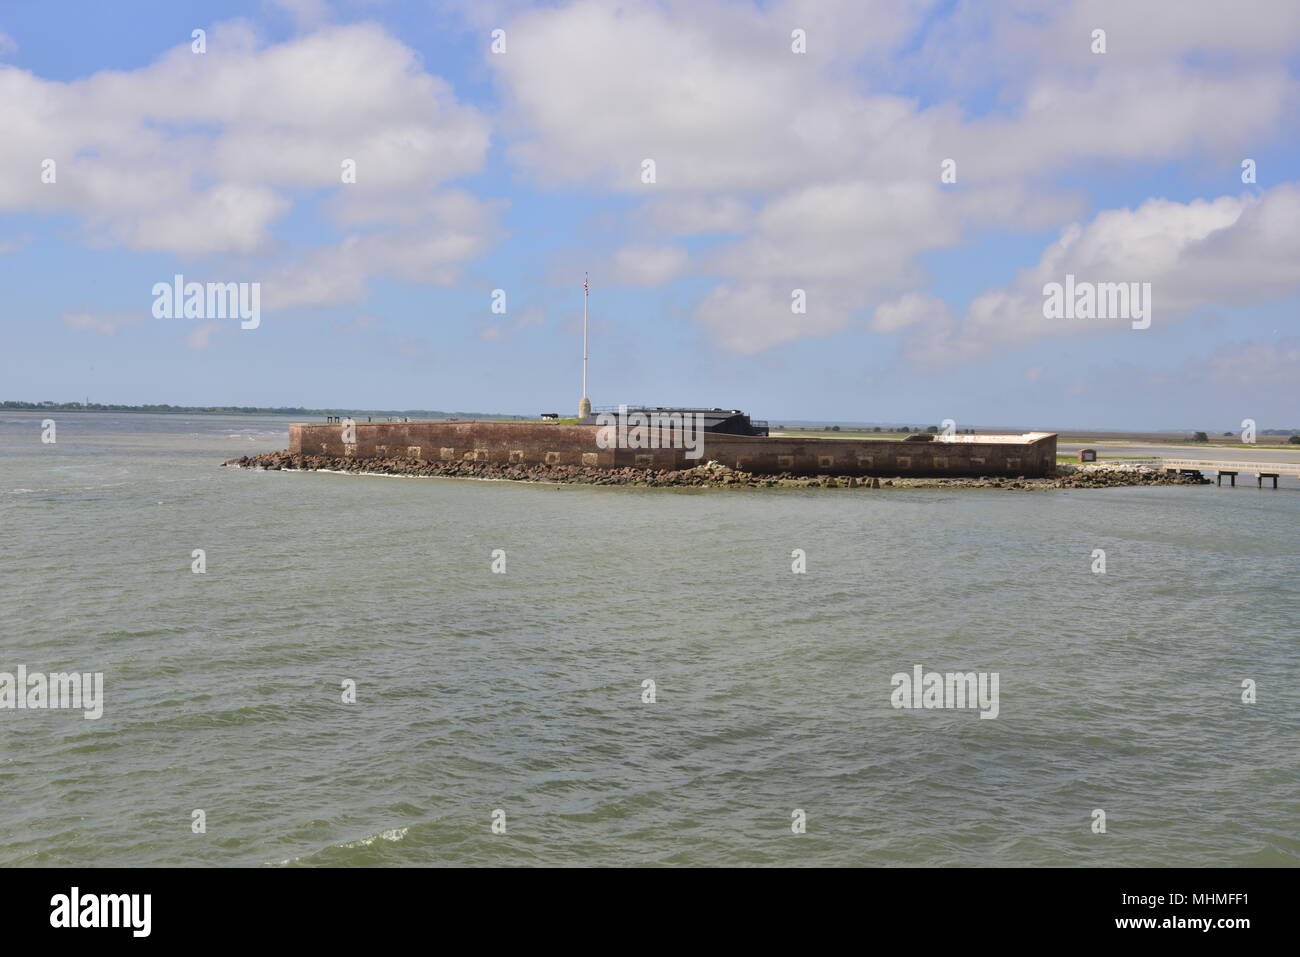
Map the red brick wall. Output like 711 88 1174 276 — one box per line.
289 422 1057 477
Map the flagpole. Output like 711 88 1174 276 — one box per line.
579 272 591 418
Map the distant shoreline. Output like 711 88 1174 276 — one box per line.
1 404 518 420
6 406 1297 445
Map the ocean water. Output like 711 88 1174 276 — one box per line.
1 411 1296 867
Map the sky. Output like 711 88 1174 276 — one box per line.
0 0 1297 429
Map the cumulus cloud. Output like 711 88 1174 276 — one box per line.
260 190 505 310
492 1 1297 193
493 0 930 193
693 282 864 355
686 180 963 350
611 244 688 285
870 293 953 334
632 196 753 236
0 20 494 278
877 183 1300 365
489 0 1300 354
10 0 1300 363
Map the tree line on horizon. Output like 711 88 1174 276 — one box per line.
6 401 1297 438
0 400 512 419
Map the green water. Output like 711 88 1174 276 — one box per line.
1 412 1296 866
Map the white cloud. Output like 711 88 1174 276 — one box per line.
693 282 863 355
117 184 289 257
879 183 1300 365
489 0 1300 355
266 0 332 30
611 244 688 286
186 321 226 349
0 21 493 267
493 0 1297 193
493 0 929 193
10 0 1300 361
688 180 960 349
633 196 753 236
899 0 1300 102
1195 337 1300 389
870 293 952 334
61 312 143 336
261 190 504 310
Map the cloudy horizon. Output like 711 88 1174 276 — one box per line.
2 0 1297 430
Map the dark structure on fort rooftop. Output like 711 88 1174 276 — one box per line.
577 406 769 437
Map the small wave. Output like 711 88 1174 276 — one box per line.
267 826 410 865
339 826 409 848
6 482 129 495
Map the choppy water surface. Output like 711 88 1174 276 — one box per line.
1 412 1296 866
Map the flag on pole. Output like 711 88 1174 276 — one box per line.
584 274 589 296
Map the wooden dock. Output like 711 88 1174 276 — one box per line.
1159 458 1300 488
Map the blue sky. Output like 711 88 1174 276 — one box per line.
1 0 1297 429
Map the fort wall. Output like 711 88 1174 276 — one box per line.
289 422 1058 478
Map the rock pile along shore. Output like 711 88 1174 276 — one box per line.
224 451 1209 489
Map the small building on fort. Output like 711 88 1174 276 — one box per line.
576 406 769 436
